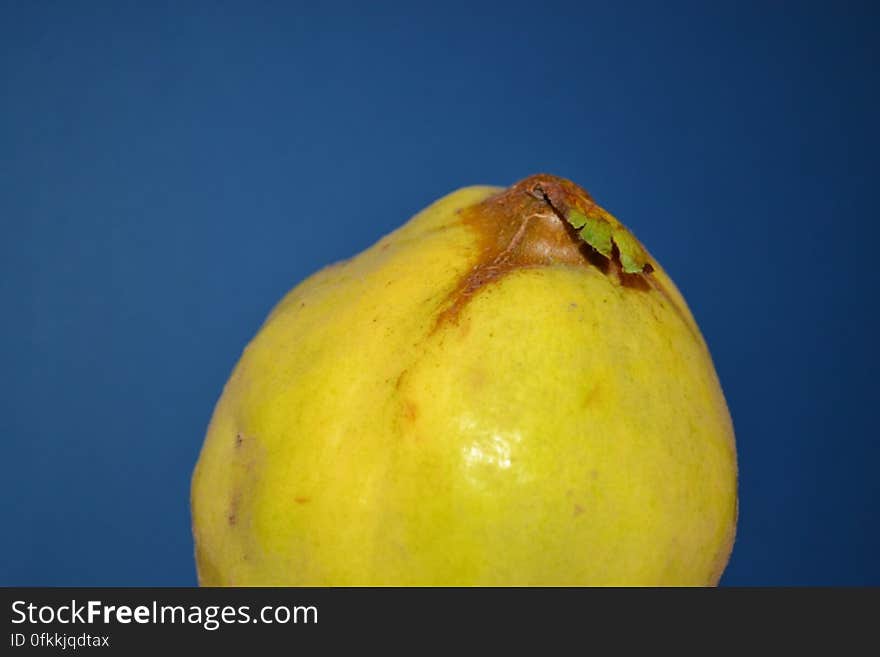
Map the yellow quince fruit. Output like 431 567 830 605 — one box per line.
191 174 738 586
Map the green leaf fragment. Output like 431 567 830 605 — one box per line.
610 227 650 274
565 208 589 229
562 207 650 274
579 216 613 257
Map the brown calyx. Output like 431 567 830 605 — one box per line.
433 174 649 330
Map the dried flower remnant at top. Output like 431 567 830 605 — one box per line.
434 174 654 329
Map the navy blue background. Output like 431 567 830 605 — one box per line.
2 1 877 585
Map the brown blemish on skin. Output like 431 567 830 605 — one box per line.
395 369 408 391
573 504 584 517
582 384 601 409
433 174 663 331
294 496 311 504
226 430 265 531
402 400 419 423
228 489 241 526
